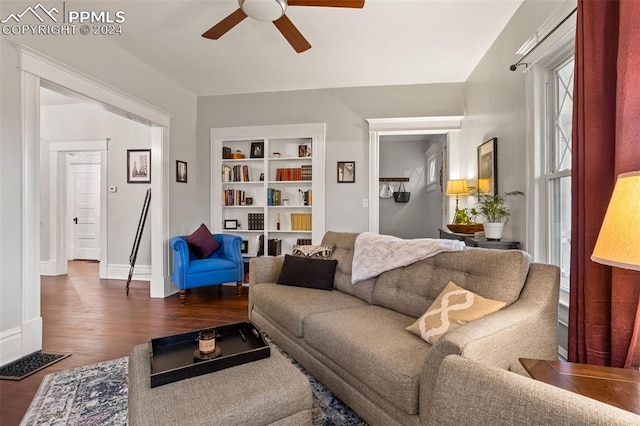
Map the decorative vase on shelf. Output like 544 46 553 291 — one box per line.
483 222 504 240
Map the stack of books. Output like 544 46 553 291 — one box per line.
290 213 312 231
296 238 312 245
301 165 312 181
248 213 264 230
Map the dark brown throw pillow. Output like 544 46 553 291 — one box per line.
186 223 221 259
277 254 337 291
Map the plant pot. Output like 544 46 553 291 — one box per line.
447 224 484 234
483 222 504 240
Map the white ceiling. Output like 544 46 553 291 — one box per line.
95 0 523 97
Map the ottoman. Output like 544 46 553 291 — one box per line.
128 344 312 425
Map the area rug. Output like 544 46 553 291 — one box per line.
0 351 70 381
21 346 367 426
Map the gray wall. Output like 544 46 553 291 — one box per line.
196 84 466 233
379 135 443 239
40 104 152 267
461 0 566 245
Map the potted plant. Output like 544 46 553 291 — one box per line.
447 208 484 234
474 190 524 240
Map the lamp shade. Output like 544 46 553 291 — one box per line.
591 171 640 271
446 179 469 195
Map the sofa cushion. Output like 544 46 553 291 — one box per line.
251 283 367 338
406 281 506 344
188 258 237 274
321 232 376 304
277 255 337 291
186 224 220 259
303 305 430 415
372 247 531 318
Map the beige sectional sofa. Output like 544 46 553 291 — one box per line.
249 231 561 425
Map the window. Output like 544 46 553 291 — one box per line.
547 57 574 293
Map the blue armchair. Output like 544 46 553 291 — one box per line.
170 233 244 305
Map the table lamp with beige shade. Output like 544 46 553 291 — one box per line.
446 179 469 215
591 171 640 270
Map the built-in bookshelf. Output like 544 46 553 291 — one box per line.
211 124 325 257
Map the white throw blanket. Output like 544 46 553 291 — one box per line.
351 232 465 283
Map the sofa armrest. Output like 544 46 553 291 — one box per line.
170 237 190 287
419 262 560 424
248 256 285 319
426 355 640 426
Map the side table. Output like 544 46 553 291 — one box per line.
438 228 520 250
519 358 640 415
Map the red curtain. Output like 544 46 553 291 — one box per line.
569 0 640 368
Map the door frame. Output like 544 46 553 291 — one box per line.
44 139 108 278
15 43 172 355
366 116 464 233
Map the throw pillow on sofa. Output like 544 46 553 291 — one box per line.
406 281 506 344
186 223 221 259
277 254 337 290
292 244 336 259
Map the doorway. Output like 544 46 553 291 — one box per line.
367 116 464 235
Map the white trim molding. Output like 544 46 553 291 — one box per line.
107 263 152 282
0 327 23 366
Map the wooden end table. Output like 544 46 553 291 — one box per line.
519 358 640 415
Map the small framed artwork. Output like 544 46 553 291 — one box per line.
224 219 238 230
176 160 187 183
477 138 498 195
240 240 248 254
298 145 310 157
245 197 253 206
426 154 437 192
337 161 355 183
250 142 264 158
127 149 151 183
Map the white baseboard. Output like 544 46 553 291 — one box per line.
0 327 23 366
0 317 42 366
558 346 568 361
107 263 151 281
40 260 57 276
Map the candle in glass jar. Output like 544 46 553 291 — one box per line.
198 329 216 354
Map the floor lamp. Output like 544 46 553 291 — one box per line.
591 171 640 367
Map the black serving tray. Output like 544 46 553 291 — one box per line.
148 321 270 388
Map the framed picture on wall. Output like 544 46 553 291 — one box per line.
477 138 497 195
337 161 355 183
127 149 151 183
176 160 187 183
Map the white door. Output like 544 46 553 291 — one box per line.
70 164 101 260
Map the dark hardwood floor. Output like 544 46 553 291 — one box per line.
0 261 249 426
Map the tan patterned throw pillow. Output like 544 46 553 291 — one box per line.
292 244 335 259
406 281 506 344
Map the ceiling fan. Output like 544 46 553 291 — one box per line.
202 0 365 53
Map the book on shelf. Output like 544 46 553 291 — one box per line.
290 212 312 231
268 239 282 256
222 189 246 206
275 167 304 181
296 238 312 246
301 165 312 181
222 164 250 182
267 188 283 206
247 213 264 230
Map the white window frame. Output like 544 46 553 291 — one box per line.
523 1 576 359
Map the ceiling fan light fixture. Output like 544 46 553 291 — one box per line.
239 0 287 22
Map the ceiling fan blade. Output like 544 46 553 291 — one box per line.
287 0 364 8
202 8 247 39
273 15 312 53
